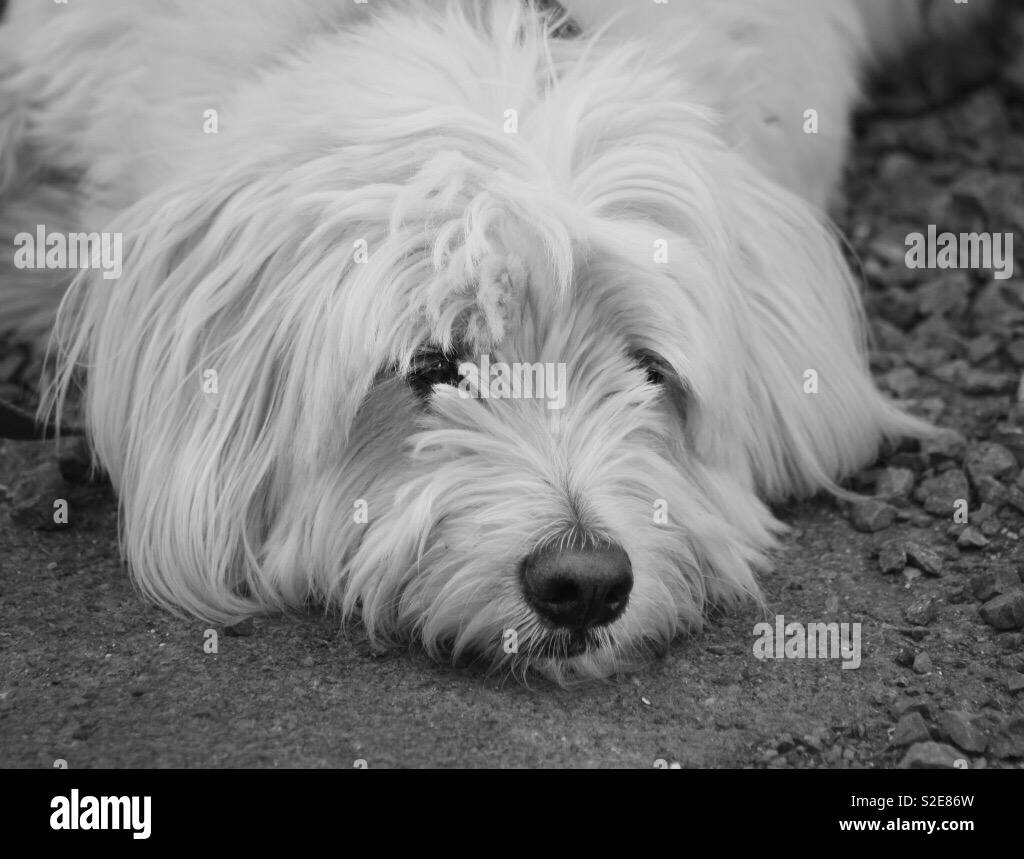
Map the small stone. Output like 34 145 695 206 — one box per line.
988 733 1024 761
912 652 933 675
903 567 923 585
850 498 896 532
897 509 935 529
961 369 1018 396
934 359 968 387
922 429 967 464
945 582 968 604
8 462 72 531
876 467 915 503
965 442 1019 487
873 317 910 350
898 625 928 642
983 720 1024 757
996 632 1024 650
971 503 997 525
981 518 1003 537
300 655 315 668
1004 487 1024 515
917 277 968 319
971 568 1020 602
904 595 939 626
938 711 988 754
878 539 907 574
800 729 829 753
895 646 917 668
979 591 1024 630
1007 674 1024 694
905 543 944 577
225 618 256 637
914 469 969 517
967 333 1001 363
976 475 1010 507
892 712 931 746
900 742 963 769
991 426 1024 467
881 366 920 398
957 527 990 549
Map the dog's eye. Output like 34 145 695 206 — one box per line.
632 350 667 386
408 349 463 398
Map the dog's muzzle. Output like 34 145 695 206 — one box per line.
520 543 633 631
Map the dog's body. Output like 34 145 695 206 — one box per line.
0 0 986 679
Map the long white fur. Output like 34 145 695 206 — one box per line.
1 0 971 680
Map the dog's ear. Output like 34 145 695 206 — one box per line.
693 156 931 499
46 165 403 620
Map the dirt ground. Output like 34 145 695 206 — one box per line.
2 14 1024 769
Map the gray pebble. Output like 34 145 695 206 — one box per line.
906 543 944 577
979 591 1024 630
938 711 988 754
922 429 967 464
965 442 1018 486
892 712 931 746
914 469 969 517
851 498 896 532
8 462 72 531
876 467 915 502
878 539 907 574
899 741 963 769
905 595 939 626
956 526 990 549
971 568 1020 602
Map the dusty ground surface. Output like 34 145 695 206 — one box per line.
2 16 1024 769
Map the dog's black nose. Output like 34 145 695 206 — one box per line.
520 543 633 630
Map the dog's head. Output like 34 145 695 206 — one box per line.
51 0 920 681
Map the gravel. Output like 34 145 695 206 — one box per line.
7 461 71 532
892 712 930 746
878 539 908 574
938 711 989 754
979 591 1024 630
899 742 964 769
914 469 970 517
904 596 940 627
904 543 944 577
850 498 897 532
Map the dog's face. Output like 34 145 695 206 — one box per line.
333 245 777 681
51 0 920 682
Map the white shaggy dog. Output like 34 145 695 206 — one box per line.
0 0 988 680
